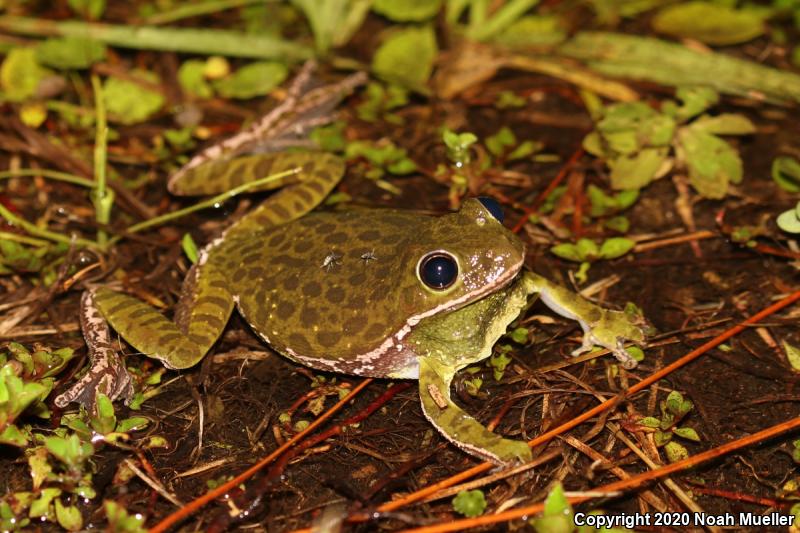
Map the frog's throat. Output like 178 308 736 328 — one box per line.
277 255 526 379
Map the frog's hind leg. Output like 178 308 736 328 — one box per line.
55 264 235 408
95 262 235 370
418 356 532 465
168 152 345 235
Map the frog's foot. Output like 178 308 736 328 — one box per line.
522 272 645 370
55 291 134 410
570 310 645 370
418 356 532 465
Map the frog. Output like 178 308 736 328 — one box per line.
56 151 644 465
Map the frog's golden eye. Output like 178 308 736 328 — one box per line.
418 252 458 290
477 196 504 223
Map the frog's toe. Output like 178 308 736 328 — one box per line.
493 439 533 465
54 348 134 411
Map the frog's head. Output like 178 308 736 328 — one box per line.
399 197 525 325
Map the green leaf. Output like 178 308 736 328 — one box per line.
373 0 443 21
0 424 28 447
509 327 529 344
664 441 689 462
177 59 213 98
639 416 661 428
677 128 742 198
665 390 684 414
654 429 672 446
213 61 288 99
530 483 573 533
772 156 800 193
67 0 106 19
550 243 583 263
604 216 630 233
777 204 800 234
182 233 199 264
576 238 599 259
91 393 117 434
492 15 567 48
652 2 765 46
372 26 437 92
291 0 371 54
55 499 83 531
29 487 61 519
673 426 701 442
103 70 165 124
690 114 755 136
104 500 147 533
0 47 55 102
452 489 486 518
36 37 106 69
783 341 800 372
599 237 635 260
485 126 516 157
489 350 512 381
609 148 669 190
674 86 719 121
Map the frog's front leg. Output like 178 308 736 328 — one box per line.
418 356 532 465
56 261 235 408
521 271 645 369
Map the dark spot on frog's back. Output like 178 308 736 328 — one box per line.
300 305 320 327
302 281 322 297
232 268 247 283
317 223 335 234
282 275 300 291
364 322 389 340
268 233 286 247
345 294 365 310
293 240 314 253
317 330 341 347
288 332 311 354
343 315 366 334
276 300 295 320
326 286 345 304
357 230 381 241
348 272 366 287
324 232 349 245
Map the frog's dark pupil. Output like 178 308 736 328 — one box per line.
477 196 504 223
419 253 458 290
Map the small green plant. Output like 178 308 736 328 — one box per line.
356 82 409 124
550 237 636 282
452 489 486 517
777 201 800 234
345 139 417 190
530 483 634 532
583 86 755 198
489 345 513 381
631 390 700 463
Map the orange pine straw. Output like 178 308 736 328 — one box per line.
147 378 373 533
398 415 800 533
376 287 800 514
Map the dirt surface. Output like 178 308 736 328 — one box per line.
2 4 800 533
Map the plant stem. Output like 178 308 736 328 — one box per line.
91 75 110 248
0 204 99 249
0 15 313 61
115 167 301 241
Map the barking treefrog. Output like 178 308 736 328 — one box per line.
56 152 644 464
